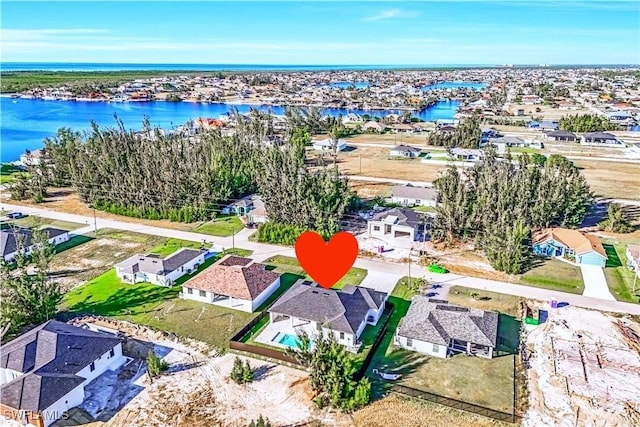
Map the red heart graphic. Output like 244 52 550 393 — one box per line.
294 231 359 289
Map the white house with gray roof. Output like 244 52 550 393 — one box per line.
115 248 206 286
264 280 388 352
1 227 70 262
395 297 498 359
0 320 126 427
367 207 424 242
389 145 422 158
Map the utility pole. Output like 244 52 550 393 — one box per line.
232 225 235 251
93 206 98 237
633 252 639 294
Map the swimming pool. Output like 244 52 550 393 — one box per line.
273 332 312 350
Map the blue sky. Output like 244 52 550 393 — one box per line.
2 1 639 65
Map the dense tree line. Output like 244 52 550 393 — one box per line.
256 143 352 239
559 114 617 132
11 114 353 244
432 152 592 274
427 114 482 148
38 119 258 222
1 229 62 339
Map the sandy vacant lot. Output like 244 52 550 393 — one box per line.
572 159 640 200
522 304 640 427
331 146 447 182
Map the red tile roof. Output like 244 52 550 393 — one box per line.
183 255 281 300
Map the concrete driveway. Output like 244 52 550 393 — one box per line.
580 264 616 301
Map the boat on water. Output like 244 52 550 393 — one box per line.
111 94 130 102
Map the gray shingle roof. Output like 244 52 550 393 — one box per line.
372 208 423 228
269 280 387 334
1 227 69 257
390 145 421 154
1 320 122 412
546 130 576 139
398 297 498 347
391 184 438 201
116 248 204 276
582 132 616 140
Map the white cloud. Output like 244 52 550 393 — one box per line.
363 8 419 21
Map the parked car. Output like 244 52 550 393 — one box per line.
6 212 26 219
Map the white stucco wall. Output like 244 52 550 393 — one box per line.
40 343 124 427
391 196 436 207
41 386 84 427
395 335 448 358
76 343 125 384
250 278 281 311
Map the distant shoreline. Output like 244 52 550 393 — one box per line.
3 62 638 73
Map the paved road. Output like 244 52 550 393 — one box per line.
580 265 616 301
347 176 434 187
3 202 640 315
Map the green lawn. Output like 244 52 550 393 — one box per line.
149 238 212 257
263 255 367 289
3 216 84 231
412 205 437 214
60 248 254 349
603 244 639 303
0 164 28 184
519 258 584 294
192 215 243 237
447 286 521 317
366 278 519 414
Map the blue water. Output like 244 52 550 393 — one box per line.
276 333 311 349
329 81 370 89
2 62 497 72
0 97 460 162
423 81 487 91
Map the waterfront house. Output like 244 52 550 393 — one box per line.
181 255 281 313
390 184 438 208
0 320 126 427
389 145 422 158
367 207 424 242
362 121 387 133
532 228 607 267
115 248 206 286
395 297 498 359
266 279 387 351
311 138 348 152
342 113 363 124
19 149 44 166
1 227 70 262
